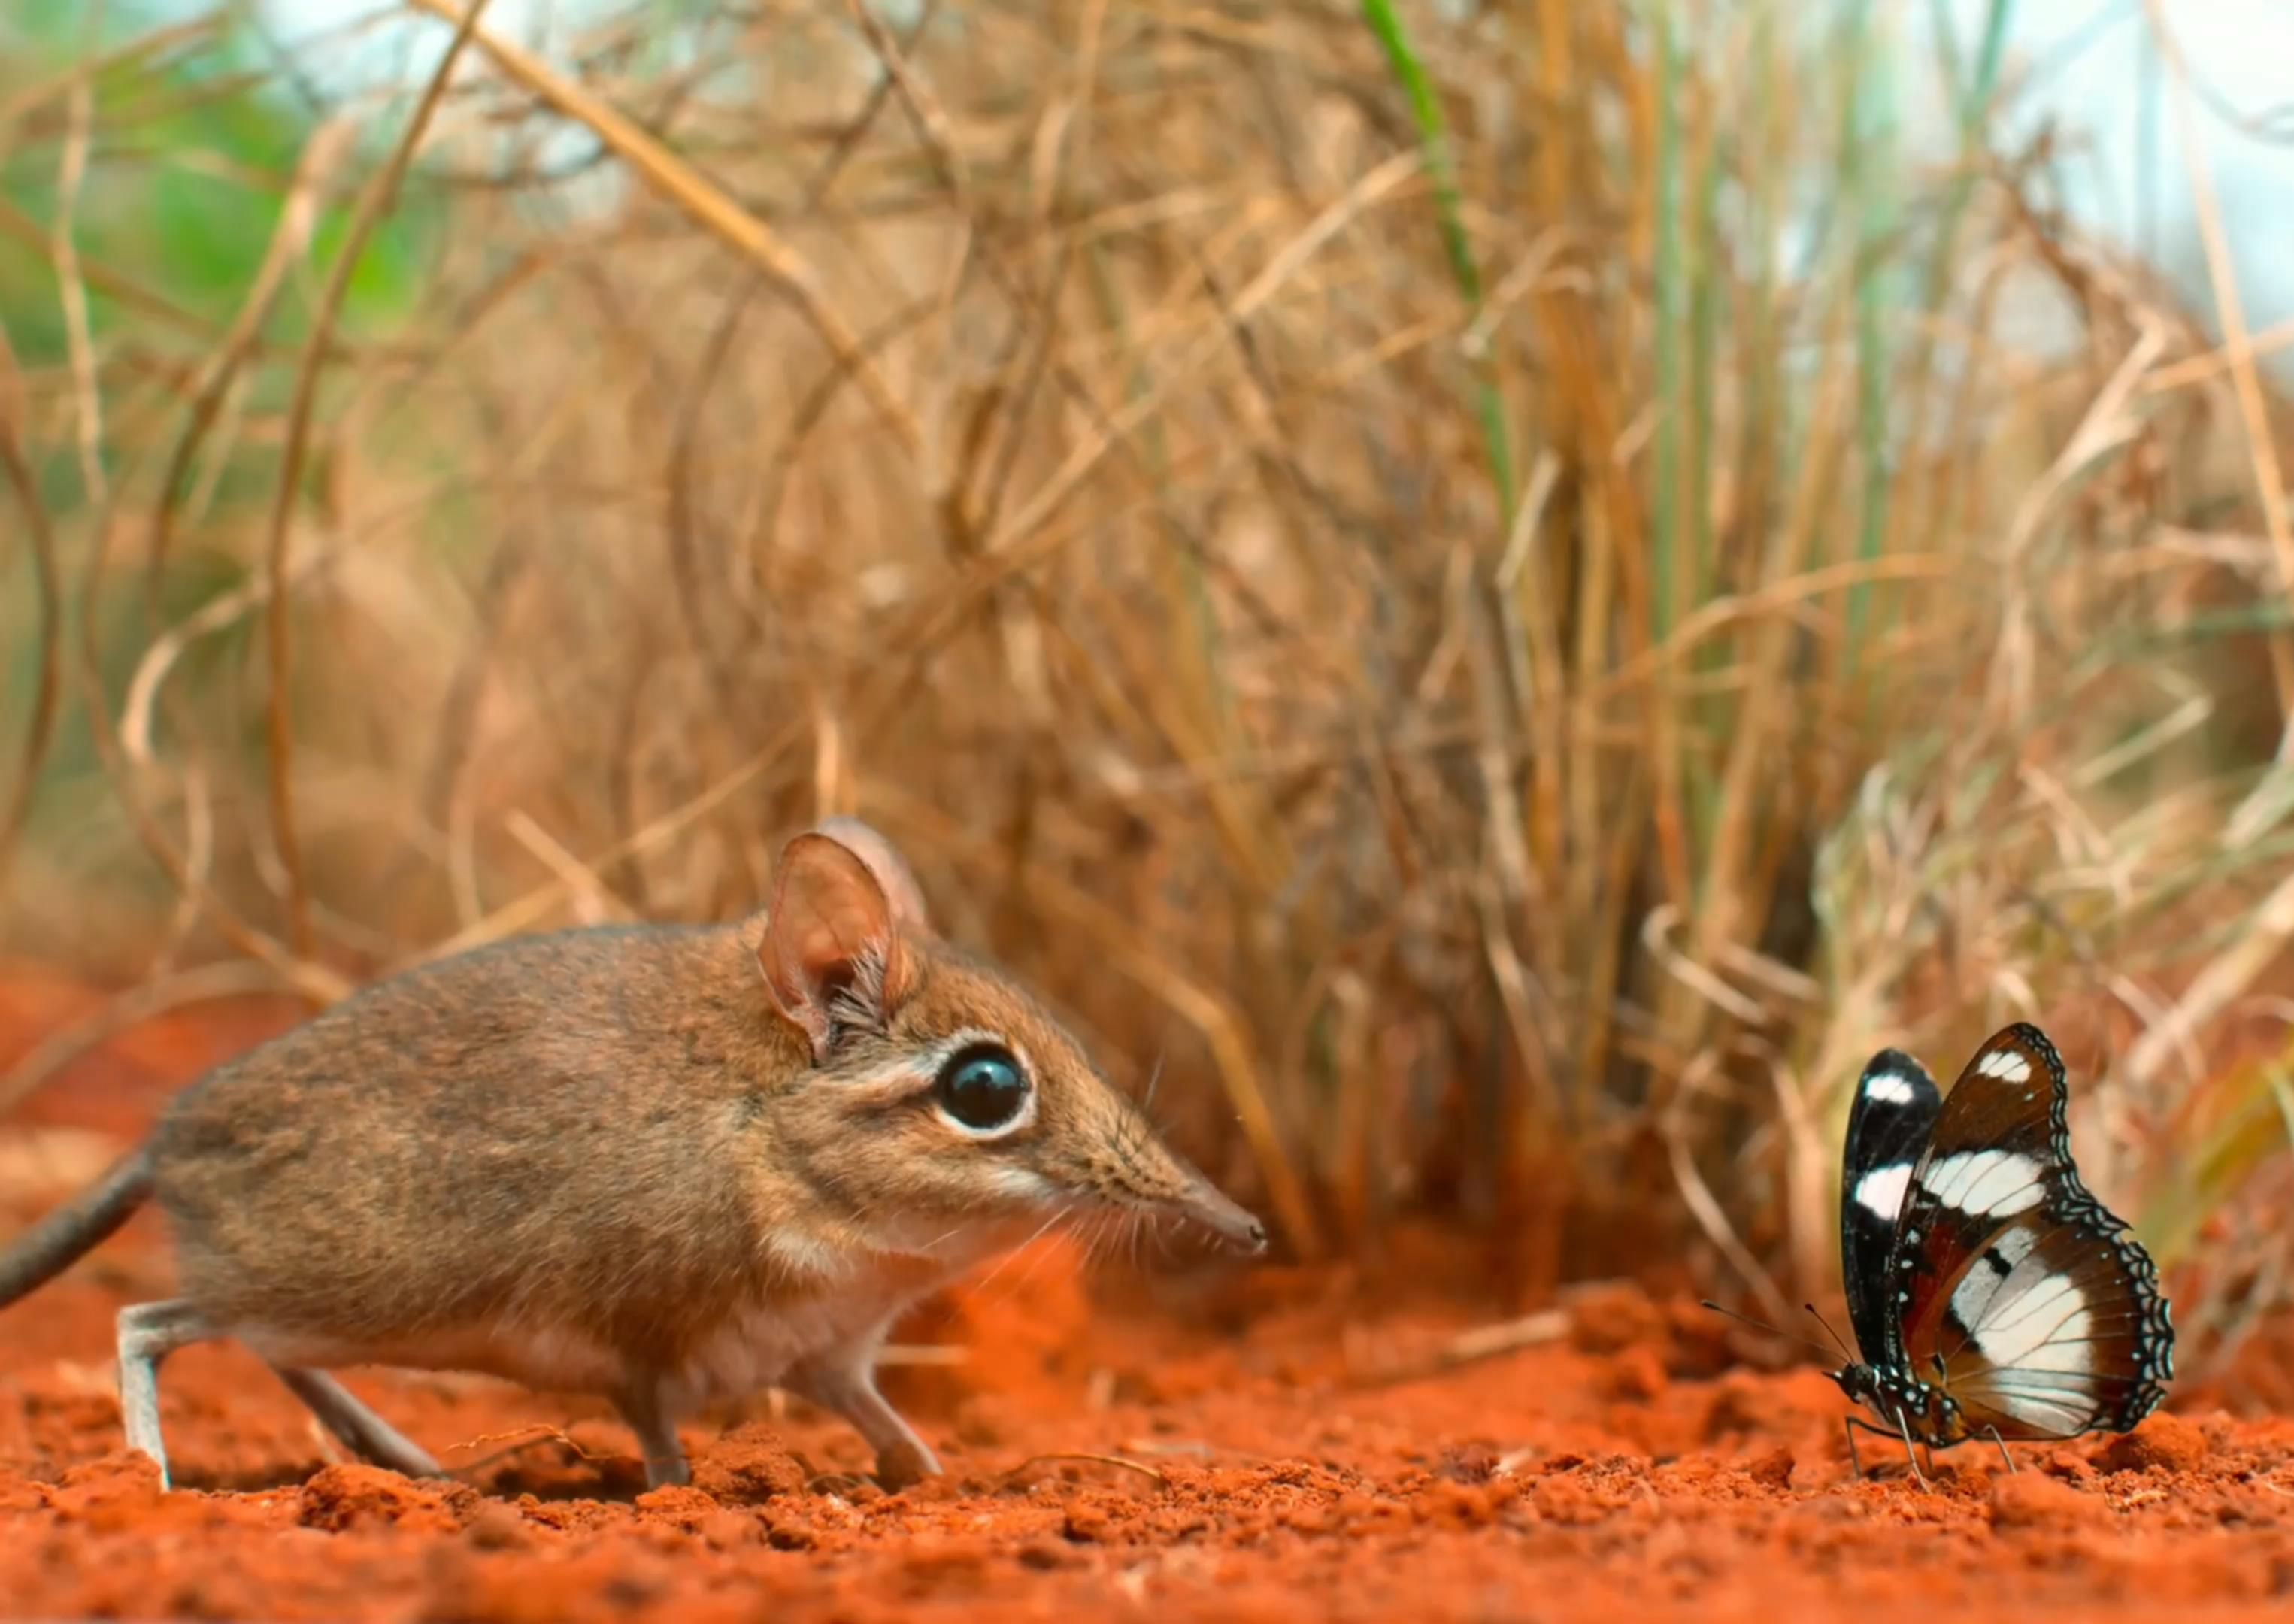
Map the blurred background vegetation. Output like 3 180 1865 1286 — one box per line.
5 0 2294 1380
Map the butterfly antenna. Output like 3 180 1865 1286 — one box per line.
1699 1300 1839 1359
1802 1301 1857 1366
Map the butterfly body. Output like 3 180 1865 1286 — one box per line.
1829 1022 2174 1477
1831 1360 1974 1450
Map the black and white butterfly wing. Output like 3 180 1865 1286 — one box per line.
1889 1023 2174 1441
1839 1048 1943 1369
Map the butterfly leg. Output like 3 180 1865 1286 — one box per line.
1844 1416 1915 1483
1983 1425 2016 1475
1892 1409 1929 1490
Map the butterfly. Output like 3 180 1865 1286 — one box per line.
1828 1020 2174 1482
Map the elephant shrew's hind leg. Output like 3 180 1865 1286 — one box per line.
115 1299 215 1490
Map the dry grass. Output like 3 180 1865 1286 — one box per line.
4 0 2294 1377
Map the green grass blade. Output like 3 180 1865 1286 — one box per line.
1359 0 1516 520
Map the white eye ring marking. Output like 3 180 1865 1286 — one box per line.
926 1027 1038 1141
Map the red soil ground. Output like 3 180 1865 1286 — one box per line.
4 969 2293 1622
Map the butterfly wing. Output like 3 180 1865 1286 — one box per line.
1839 1048 1944 1368
1890 1023 2174 1441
